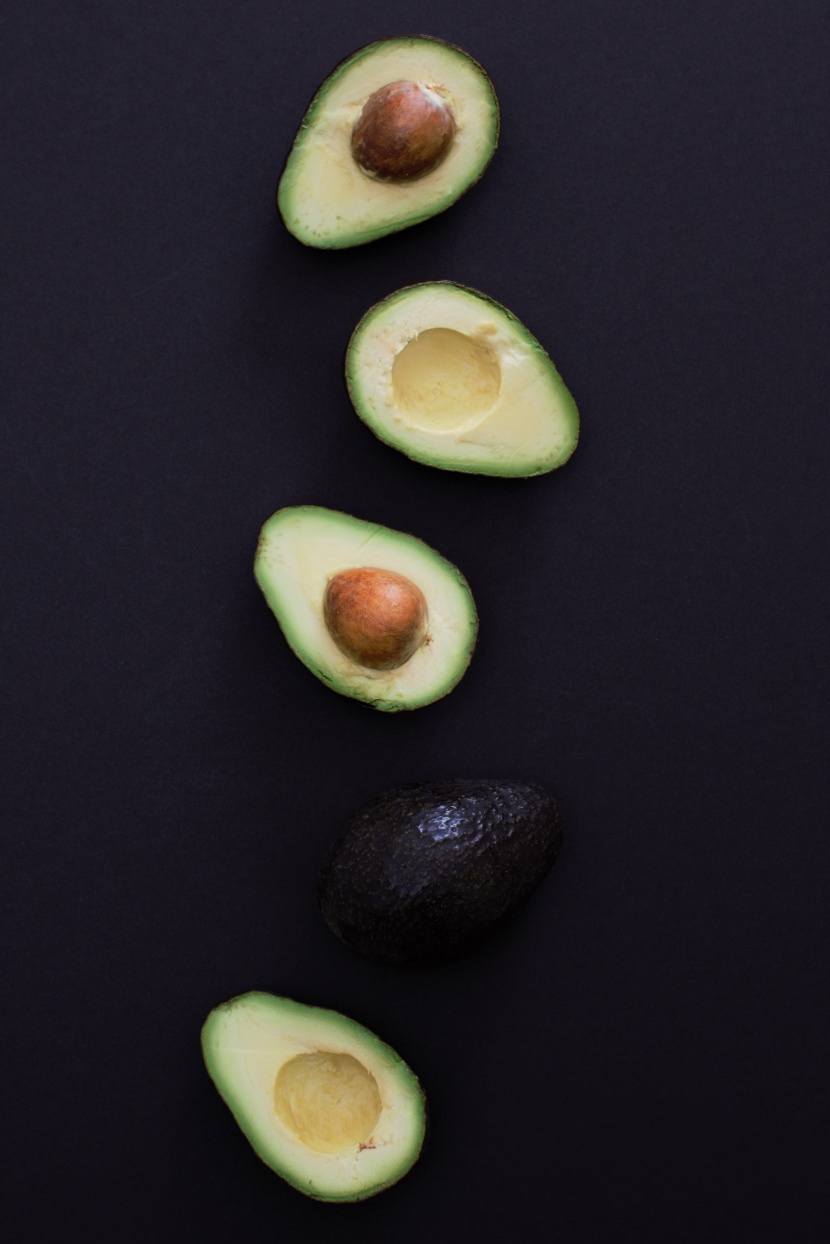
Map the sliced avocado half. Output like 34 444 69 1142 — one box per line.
277 37 499 248
202 993 426 1202
346 282 580 476
254 506 477 711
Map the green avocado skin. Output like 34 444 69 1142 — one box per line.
318 779 563 967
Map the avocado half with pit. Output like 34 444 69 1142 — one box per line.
346 283 580 476
202 993 426 1201
277 36 499 248
254 506 477 711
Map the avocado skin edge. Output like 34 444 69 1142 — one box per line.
318 779 564 967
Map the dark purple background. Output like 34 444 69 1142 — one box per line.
2 2 828 1240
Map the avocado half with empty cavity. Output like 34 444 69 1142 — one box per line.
346 283 580 476
202 993 426 1201
277 37 499 248
254 506 477 710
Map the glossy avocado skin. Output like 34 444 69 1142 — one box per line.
318 779 563 967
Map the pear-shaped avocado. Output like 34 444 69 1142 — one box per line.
277 37 499 248
346 283 580 476
318 779 564 966
254 506 477 711
202 992 426 1201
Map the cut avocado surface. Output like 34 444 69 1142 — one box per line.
254 506 477 711
346 283 580 476
202 993 426 1202
277 37 499 248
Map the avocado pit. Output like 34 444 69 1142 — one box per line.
351 81 456 182
324 567 429 671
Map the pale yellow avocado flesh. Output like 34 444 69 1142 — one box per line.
277 38 499 248
254 506 478 710
346 283 580 476
273 1052 382 1154
202 993 426 1201
391 327 502 431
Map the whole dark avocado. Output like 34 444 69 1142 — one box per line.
318 779 563 966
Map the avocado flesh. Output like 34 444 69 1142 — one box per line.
318 779 564 965
346 283 580 476
277 37 499 248
254 506 478 711
202 993 426 1201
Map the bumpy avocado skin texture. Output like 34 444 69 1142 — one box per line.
318 780 563 966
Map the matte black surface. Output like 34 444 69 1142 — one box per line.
319 779 563 965
1 1 828 1241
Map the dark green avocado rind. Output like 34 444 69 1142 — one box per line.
345 282 580 476
254 506 479 713
202 992 427 1202
276 37 499 249
318 779 564 966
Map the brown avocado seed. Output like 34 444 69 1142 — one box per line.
324 567 429 671
351 81 456 182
